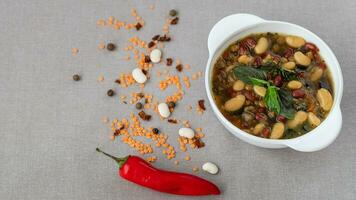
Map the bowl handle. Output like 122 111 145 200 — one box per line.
208 13 265 55
284 107 342 152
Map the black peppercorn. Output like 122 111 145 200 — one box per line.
167 101 176 108
169 9 177 17
107 43 116 51
73 74 80 81
107 89 115 97
152 128 159 134
135 102 143 110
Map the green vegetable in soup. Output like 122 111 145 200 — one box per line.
264 85 281 114
279 89 295 119
233 65 267 84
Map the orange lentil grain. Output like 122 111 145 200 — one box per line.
185 155 191 161
98 43 105 49
110 135 115 141
102 116 109 123
97 75 104 82
71 48 78 55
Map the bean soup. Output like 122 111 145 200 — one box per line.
212 33 333 139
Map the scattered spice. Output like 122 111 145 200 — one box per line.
169 9 178 17
170 17 179 25
198 100 206 111
144 55 151 63
137 92 144 98
158 34 171 42
186 105 192 111
98 43 105 49
107 89 115 96
135 22 142 31
152 35 160 41
107 43 116 51
194 139 205 148
185 155 191 161
167 101 176 108
115 79 121 84
166 58 173 66
148 41 155 48
167 119 178 124
71 48 78 55
135 102 143 110
101 116 109 123
73 74 80 81
110 134 115 141
97 75 104 82
183 76 190 88
146 156 157 163
138 111 151 121
152 128 160 134
90 9 209 165
176 64 183 72
192 167 199 172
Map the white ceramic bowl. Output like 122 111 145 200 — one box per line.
205 14 343 152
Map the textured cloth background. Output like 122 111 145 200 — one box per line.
1 0 356 199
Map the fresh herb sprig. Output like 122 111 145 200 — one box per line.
233 65 295 118
249 77 281 114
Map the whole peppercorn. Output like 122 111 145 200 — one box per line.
152 128 160 134
107 89 115 97
167 101 176 108
73 74 80 81
107 43 116 51
135 102 143 110
169 9 177 17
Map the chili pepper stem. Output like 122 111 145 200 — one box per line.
96 148 128 168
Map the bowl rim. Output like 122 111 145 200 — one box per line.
205 19 343 144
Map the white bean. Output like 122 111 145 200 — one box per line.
202 162 219 174
224 95 245 112
253 85 266 97
233 80 245 91
178 127 195 139
286 36 305 48
254 37 269 54
158 102 170 118
287 80 302 90
150 49 162 63
253 123 265 135
287 111 308 129
317 88 333 111
282 61 296 70
308 112 321 128
238 55 251 64
294 51 311 66
132 68 147 84
270 122 285 139
310 68 323 82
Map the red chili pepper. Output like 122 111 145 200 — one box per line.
96 148 220 196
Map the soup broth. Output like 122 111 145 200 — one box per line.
212 33 333 139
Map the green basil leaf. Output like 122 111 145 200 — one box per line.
233 65 267 84
279 88 295 119
279 68 297 81
264 86 281 114
249 77 269 87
